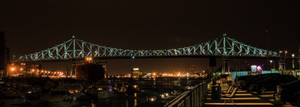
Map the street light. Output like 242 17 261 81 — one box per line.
20 68 24 71
10 67 16 72
269 60 273 72
292 54 295 70
284 50 288 55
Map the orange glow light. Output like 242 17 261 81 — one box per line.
10 67 16 72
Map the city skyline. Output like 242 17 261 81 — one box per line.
1 1 300 107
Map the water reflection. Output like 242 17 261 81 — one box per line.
78 78 197 107
1 77 202 107
134 97 138 107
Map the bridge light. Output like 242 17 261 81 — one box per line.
131 56 136 60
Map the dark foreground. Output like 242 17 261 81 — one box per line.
0 77 204 107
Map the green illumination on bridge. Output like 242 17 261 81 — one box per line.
18 34 279 62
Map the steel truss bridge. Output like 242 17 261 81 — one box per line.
18 34 279 62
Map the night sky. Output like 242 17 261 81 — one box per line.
0 0 299 73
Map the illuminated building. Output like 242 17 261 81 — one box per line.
131 67 142 79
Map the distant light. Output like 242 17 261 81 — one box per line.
152 72 157 78
20 63 26 66
269 60 273 63
10 67 16 72
133 68 140 71
186 86 193 90
165 93 169 97
134 93 137 97
292 54 295 58
150 97 156 102
251 65 257 72
91 104 96 107
284 50 288 54
257 65 263 72
27 91 32 94
224 72 230 75
109 88 113 93
68 90 74 94
131 56 136 60
85 56 93 62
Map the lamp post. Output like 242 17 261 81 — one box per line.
270 60 273 73
292 54 295 75
283 50 288 74
278 50 286 74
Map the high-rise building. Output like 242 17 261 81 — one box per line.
0 32 6 78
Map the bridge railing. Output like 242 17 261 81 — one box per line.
164 81 208 107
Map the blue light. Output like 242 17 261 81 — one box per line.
131 56 136 60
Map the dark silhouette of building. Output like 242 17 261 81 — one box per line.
5 48 10 65
0 32 6 77
75 63 105 81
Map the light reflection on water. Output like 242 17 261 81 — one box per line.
73 79 192 107
91 103 96 107
134 97 138 107
1 77 202 107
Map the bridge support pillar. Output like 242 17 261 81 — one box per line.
222 59 230 74
222 61 226 74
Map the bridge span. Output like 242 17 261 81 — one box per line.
17 34 279 62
